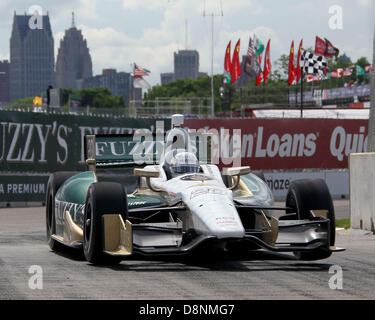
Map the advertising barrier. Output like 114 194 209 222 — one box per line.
0 110 167 173
0 111 367 202
0 110 169 202
184 118 368 170
264 170 349 201
0 174 49 202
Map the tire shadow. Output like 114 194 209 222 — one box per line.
48 244 333 272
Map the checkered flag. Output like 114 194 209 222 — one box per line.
300 50 327 75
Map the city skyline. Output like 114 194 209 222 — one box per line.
0 0 373 87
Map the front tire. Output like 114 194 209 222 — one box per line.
46 172 78 251
83 182 128 265
286 179 335 261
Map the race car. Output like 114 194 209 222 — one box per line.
46 114 344 265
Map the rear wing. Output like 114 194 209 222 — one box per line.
84 132 212 170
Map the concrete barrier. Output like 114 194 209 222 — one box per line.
349 152 375 231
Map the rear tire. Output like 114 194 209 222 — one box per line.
83 182 128 265
286 179 335 261
46 172 79 251
252 171 266 182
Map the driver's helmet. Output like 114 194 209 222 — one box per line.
170 152 200 174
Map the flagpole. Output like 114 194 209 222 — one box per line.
211 13 214 117
203 3 223 118
128 73 131 117
300 67 304 118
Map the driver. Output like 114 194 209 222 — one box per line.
163 151 200 179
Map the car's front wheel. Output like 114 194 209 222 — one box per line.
286 179 335 261
46 171 78 251
83 182 128 265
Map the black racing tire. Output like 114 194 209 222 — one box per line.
285 179 335 261
46 171 79 251
252 171 266 182
83 182 128 265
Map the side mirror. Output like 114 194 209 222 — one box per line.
223 166 250 177
222 166 251 190
134 168 160 178
134 168 161 192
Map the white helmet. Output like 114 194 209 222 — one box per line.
170 151 200 174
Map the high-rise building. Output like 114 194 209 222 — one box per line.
174 50 200 80
83 69 142 105
10 12 55 101
160 49 207 84
0 60 10 102
160 72 175 85
56 13 93 90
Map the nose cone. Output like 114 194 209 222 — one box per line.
190 196 245 239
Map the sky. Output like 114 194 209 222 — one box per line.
0 0 374 86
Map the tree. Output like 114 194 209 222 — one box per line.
144 75 225 111
11 97 34 106
328 53 352 71
356 56 370 69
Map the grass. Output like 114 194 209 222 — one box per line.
336 218 350 229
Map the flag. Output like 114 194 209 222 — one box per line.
296 40 303 84
134 76 151 89
223 41 232 84
356 65 365 76
247 36 254 57
313 74 320 81
224 41 232 73
364 64 374 73
315 37 339 58
134 63 150 77
343 67 352 77
300 50 327 75
263 39 271 84
306 75 313 82
230 39 241 84
330 71 338 78
133 63 151 89
256 55 263 86
315 36 326 56
254 35 264 56
324 38 339 58
337 68 344 78
288 41 296 86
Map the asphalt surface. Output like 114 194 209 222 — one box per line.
1 201 374 300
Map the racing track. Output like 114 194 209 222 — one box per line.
0 202 374 300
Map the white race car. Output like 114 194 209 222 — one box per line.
46 115 344 265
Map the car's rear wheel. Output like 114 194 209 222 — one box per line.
83 182 128 265
286 179 335 261
46 172 79 251
252 171 266 182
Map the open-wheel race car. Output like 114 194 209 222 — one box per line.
46 114 344 265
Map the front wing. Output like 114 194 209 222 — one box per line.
54 205 344 257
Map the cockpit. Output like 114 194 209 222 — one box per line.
162 150 201 180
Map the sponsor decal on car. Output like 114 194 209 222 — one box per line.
190 188 225 199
